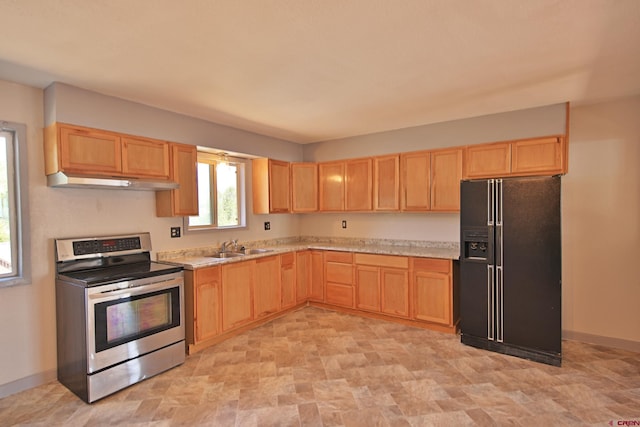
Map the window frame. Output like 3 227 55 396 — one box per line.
184 151 247 232
0 120 31 288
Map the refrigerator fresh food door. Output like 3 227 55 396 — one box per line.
500 176 561 354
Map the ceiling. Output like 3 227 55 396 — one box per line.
0 0 639 144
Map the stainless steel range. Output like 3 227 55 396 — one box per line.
54 232 185 403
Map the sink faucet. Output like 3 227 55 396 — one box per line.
221 239 238 253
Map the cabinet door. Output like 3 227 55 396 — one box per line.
401 151 430 211
356 265 380 312
318 161 345 211
269 159 291 212
464 142 511 179
325 283 355 308
291 163 318 212
511 137 565 175
345 158 372 211
380 268 410 318
413 271 452 325
121 136 171 179
296 251 311 302
309 251 325 302
194 266 221 343
221 261 254 331
281 253 296 309
373 155 400 211
254 256 280 318
58 125 122 175
156 143 198 217
430 148 462 212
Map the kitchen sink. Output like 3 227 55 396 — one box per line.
205 251 245 259
241 248 274 255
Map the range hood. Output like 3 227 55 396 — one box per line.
47 172 180 191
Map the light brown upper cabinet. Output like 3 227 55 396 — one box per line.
373 155 400 211
430 148 463 211
345 158 372 211
318 161 345 211
252 158 290 214
291 162 318 212
401 150 431 211
464 136 566 179
156 143 199 217
45 123 171 179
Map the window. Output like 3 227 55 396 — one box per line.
186 151 246 230
0 121 30 287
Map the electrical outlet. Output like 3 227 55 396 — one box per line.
264 221 271 231
170 227 181 238
342 220 347 229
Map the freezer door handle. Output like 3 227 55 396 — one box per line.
487 264 495 341
487 180 494 226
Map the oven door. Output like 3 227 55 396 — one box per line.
86 272 185 373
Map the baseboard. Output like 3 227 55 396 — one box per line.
0 369 57 399
563 330 640 353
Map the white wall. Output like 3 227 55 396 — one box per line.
563 95 640 345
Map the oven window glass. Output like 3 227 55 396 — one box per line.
94 287 181 352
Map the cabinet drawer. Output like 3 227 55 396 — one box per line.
280 252 295 266
411 257 451 273
354 253 408 269
324 251 353 263
326 262 353 284
195 266 220 283
326 283 354 307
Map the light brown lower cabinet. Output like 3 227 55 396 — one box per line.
411 257 453 326
324 251 354 307
295 250 311 303
185 266 221 346
355 254 410 318
221 261 254 331
309 250 325 302
253 256 280 319
280 252 296 309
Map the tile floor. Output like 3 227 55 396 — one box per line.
1 306 639 426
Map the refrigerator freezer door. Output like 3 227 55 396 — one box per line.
501 176 561 354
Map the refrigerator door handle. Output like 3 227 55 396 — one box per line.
487 264 495 341
487 179 494 226
496 179 503 226
496 265 504 343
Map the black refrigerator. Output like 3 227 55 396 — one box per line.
459 176 561 366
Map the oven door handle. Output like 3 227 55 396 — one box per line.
87 277 183 302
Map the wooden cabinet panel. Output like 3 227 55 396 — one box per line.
412 257 451 274
326 261 354 284
354 253 408 269
430 148 462 212
464 142 511 179
356 265 380 312
254 256 280 318
373 155 399 211
194 266 221 343
221 261 254 331
401 151 430 211
291 163 318 212
381 268 410 318
309 251 325 302
296 250 311 302
325 283 355 307
58 125 122 175
511 137 564 175
281 253 296 309
345 158 372 211
121 136 171 179
318 161 345 211
253 158 290 214
156 143 198 217
413 271 451 325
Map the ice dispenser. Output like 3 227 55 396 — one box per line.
462 230 489 261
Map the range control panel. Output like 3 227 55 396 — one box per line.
55 233 152 262
73 237 142 256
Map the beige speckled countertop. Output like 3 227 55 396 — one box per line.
158 237 459 270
